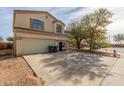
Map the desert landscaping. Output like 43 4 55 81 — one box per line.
0 57 44 86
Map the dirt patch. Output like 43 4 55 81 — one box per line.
75 49 120 58
0 57 44 86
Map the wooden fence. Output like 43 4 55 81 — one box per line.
0 41 14 56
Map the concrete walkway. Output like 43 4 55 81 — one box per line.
24 52 118 86
101 53 124 85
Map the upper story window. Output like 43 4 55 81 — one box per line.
45 16 48 19
31 19 44 31
56 24 62 33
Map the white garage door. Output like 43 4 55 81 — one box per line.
22 39 56 55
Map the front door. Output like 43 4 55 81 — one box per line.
59 42 62 51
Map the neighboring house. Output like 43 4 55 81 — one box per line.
13 10 68 56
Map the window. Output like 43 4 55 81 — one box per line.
31 19 44 30
56 24 62 33
45 16 48 19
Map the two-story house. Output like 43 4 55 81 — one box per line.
13 10 68 56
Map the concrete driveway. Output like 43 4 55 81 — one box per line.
24 51 118 85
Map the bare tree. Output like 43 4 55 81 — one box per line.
114 34 124 44
0 36 3 41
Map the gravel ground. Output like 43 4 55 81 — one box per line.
0 57 44 86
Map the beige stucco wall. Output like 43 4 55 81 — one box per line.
15 31 68 41
14 11 68 56
15 30 68 56
16 39 22 56
14 13 64 33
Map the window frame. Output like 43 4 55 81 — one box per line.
56 24 62 33
30 19 44 31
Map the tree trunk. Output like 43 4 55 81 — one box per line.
89 44 92 52
89 31 94 52
77 44 80 49
76 40 81 49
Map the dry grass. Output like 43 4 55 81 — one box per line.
0 57 44 86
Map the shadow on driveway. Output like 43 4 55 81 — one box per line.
41 52 110 82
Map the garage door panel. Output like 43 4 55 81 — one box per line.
22 39 55 55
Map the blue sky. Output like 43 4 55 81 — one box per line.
0 7 124 43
